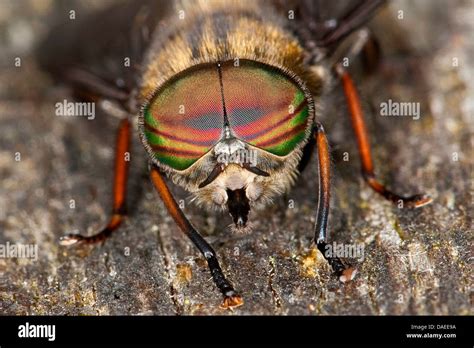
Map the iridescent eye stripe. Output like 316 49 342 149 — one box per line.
240 94 309 154
230 97 307 141
222 62 310 156
144 65 224 170
144 123 217 147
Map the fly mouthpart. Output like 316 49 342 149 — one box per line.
226 188 250 228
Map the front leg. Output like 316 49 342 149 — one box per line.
335 65 432 208
60 118 131 245
149 166 242 309
314 123 357 283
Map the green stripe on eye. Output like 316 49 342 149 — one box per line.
262 104 309 156
156 155 197 170
291 107 308 127
144 130 162 145
144 108 158 128
292 90 306 107
144 129 201 170
290 91 308 127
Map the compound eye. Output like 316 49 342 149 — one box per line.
143 66 224 170
222 61 310 156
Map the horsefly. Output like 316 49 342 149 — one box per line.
39 0 432 309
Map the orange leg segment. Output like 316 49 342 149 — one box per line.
338 67 432 208
60 119 131 245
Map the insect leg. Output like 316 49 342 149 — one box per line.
314 123 357 282
60 118 131 245
316 0 386 48
336 66 432 208
62 67 130 102
150 166 243 309
327 27 381 76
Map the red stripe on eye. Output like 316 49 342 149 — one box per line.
145 123 218 147
253 122 307 148
149 143 207 157
232 101 307 141
148 119 222 137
